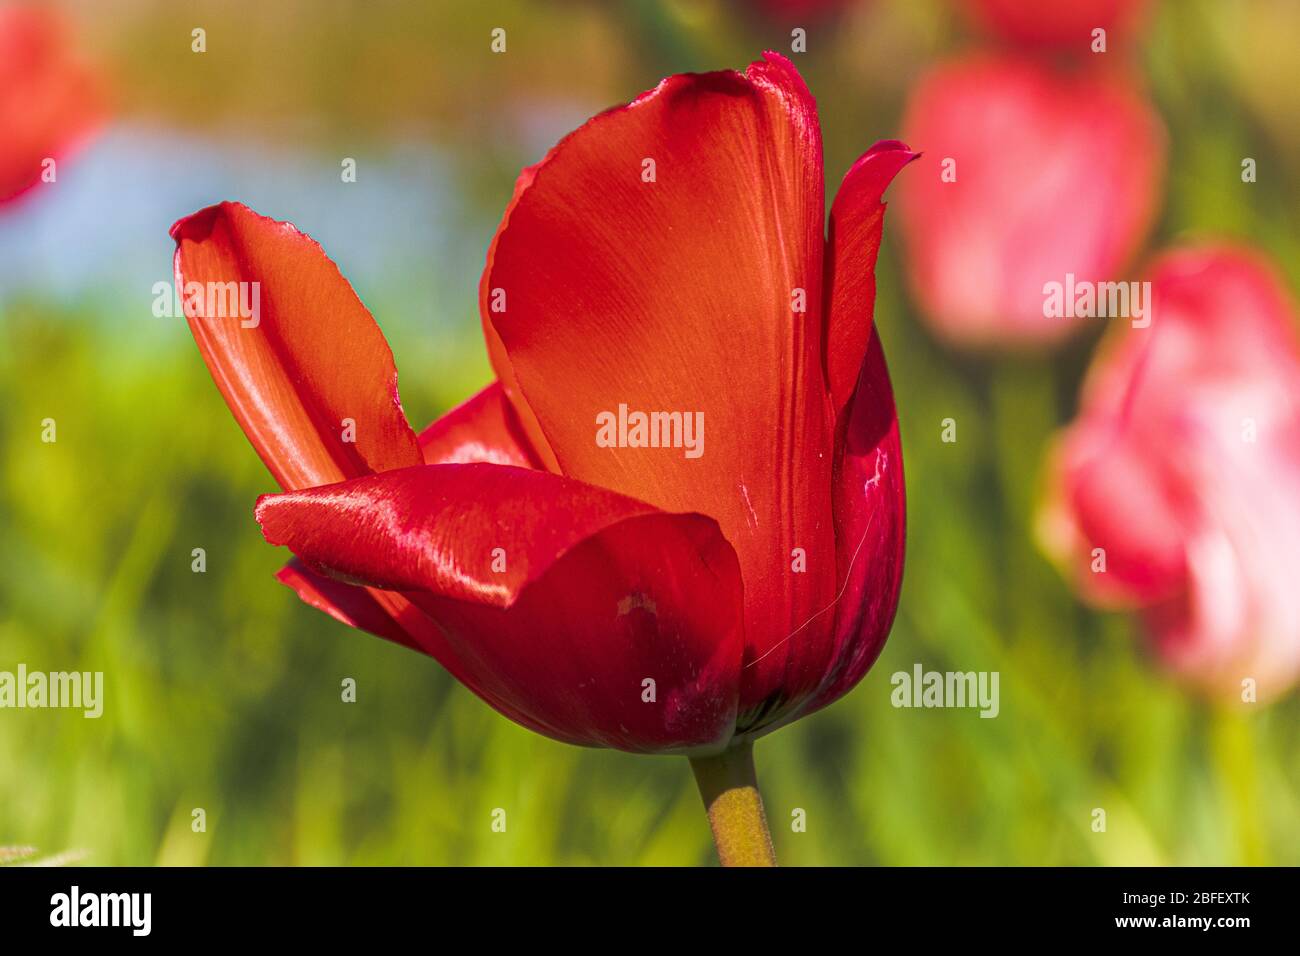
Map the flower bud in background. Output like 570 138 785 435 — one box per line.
0 4 105 206
959 0 1151 52
895 54 1165 348
1040 244 1300 703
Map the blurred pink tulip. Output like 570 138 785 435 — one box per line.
1041 244 1300 702
896 54 1165 347
0 4 104 206
960 0 1150 52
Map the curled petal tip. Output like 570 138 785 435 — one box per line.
253 492 283 543
169 200 264 243
866 138 918 158
169 202 221 243
840 139 921 197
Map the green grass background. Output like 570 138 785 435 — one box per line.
1 0 1297 865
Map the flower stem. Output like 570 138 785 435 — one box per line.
689 741 777 867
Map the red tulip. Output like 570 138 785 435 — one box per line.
1041 245 1300 702
960 0 1150 52
0 5 104 206
896 54 1165 347
172 53 911 863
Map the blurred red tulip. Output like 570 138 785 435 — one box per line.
172 53 912 754
0 4 104 206
1041 245 1300 702
896 54 1165 347
960 0 1150 52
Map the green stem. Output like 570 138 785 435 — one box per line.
689 742 777 867
1209 706 1264 865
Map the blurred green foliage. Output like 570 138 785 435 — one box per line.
1 0 1297 865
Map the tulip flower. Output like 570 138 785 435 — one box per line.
1040 244 1300 702
895 54 1165 347
0 4 104 206
172 53 912 865
959 0 1150 52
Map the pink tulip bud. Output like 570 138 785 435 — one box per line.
1041 245 1300 703
896 54 1165 347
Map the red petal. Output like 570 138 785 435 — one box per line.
273 381 544 668
478 164 562 474
481 52 839 712
824 140 918 415
806 329 906 715
739 330 905 732
0 7 104 205
171 201 422 491
256 464 746 751
417 381 544 468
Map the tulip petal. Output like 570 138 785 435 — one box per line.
824 140 918 415
741 329 906 732
481 52 838 711
271 381 545 675
257 463 746 751
417 380 544 468
479 164 562 474
1047 420 1190 605
171 201 422 491
808 329 906 713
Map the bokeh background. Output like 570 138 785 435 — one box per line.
2 0 1298 865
